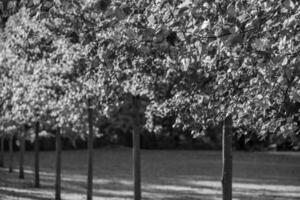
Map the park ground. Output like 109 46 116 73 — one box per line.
0 148 300 200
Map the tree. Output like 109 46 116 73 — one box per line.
1 1 300 200
94 1 300 200
55 128 61 200
18 125 26 179
140 1 300 199
87 98 94 200
1 4 70 197
8 129 14 173
0 133 4 167
41 2 126 199
1 2 118 199
34 121 40 187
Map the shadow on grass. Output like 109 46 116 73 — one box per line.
2 168 300 200
0 187 52 200
1 149 300 200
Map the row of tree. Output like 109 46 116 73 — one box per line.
1 0 300 200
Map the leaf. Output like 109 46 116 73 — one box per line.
277 76 284 84
251 38 270 50
283 0 295 10
181 58 190 71
125 28 135 39
283 15 297 28
225 33 243 47
237 13 248 23
94 0 111 12
178 0 192 8
282 57 289 66
227 4 236 17
201 19 211 30
257 94 263 100
177 6 189 16
115 7 126 20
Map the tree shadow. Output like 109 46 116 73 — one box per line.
1 150 300 200
0 188 52 200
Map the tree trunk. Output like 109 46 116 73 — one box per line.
87 98 94 200
34 122 40 188
222 115 233 200
55 128 61 200
9 134 13 173
133 126 141 200
0 135 4 167
19 128 25 179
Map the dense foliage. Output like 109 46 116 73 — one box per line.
0 0 300 149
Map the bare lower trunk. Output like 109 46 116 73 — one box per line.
87 98 94 200
0 135 4 167
55 128 61 200
19 129 25 179
9 135 13 173
34 122 40 188
133 126 141 200
222 115 233 200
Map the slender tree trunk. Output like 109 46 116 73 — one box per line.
19 128 25 179
8 134 13 173
87 98 94 200
34 122 40 188
133 126 141 200
222 115 233 200
55 128 61 200
0 135 4 167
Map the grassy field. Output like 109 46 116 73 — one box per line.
0 147 299 200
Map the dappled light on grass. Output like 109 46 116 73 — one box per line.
0 149 300 199
0 186 53 200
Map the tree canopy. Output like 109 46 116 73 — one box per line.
0 0 299 142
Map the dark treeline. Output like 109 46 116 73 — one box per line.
1 125 298 151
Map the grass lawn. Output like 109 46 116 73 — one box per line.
0 147 299 200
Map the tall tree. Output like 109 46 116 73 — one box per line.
142 1 300 199
8 133 13 172
1 5 70 199
18 125 26 179
0 133 4 167
55 128 61 200
34 121 40 187
1 1 300 200
87 98 93 200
